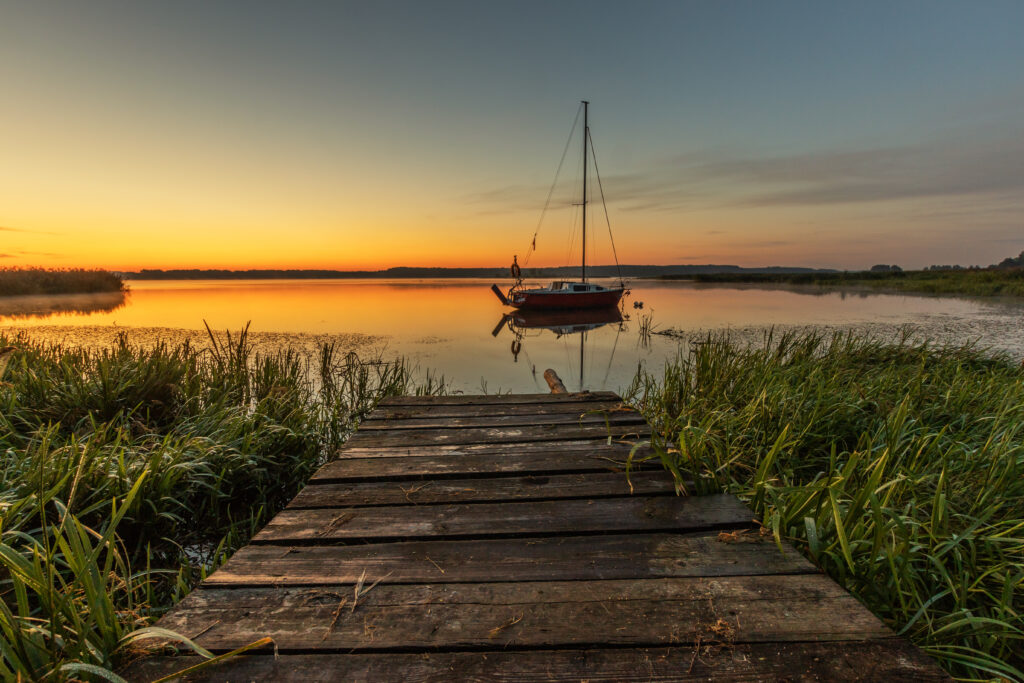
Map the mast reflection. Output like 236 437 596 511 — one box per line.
491 306 625 390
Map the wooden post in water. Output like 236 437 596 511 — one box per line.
544 368 568 394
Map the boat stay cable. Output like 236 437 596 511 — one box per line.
587 128 625 289
600 321 623 387
565 174 582 267
523 104 582 267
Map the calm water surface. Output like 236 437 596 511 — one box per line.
3 278 1023 393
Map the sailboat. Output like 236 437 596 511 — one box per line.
491 101 626 310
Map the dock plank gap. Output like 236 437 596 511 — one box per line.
126 392 950 681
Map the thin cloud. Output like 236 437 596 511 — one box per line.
0 225 59 235
468 128 1024 215
742 240 796 248
682 136 1024 208
466 171 712 215
16 250 62 258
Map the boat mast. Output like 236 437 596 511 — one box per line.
581 101 589 283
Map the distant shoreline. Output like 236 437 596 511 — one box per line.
5 266 1019 299
121 265 837 280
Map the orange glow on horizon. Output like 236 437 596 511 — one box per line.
2 130 1006 272
2 206 872 272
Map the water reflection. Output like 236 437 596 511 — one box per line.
0 291 128 321
492 306 626 389
4 279 1023 393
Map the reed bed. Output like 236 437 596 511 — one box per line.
636 310 657 348
681 268 1024 297
0 268 125 297
625 330 1023 680
0 327 445 681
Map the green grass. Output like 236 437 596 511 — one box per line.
0 326 445 681
625 330 1023 681
4 324 1020 680
0 268 126 297
669 268 1024 297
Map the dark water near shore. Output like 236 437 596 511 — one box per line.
2 278 1022 393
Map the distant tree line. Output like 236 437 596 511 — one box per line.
877 248 1023 273
994 250 1024 269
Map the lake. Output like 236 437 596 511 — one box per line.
3 278 1023 393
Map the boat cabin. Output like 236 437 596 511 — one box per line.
547 281 609 293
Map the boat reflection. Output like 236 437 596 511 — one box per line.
0 291 128 321
492 306 623 340
491 306 626 392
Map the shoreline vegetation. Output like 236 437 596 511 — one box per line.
664 267 1024 298
0 268 125 298
108 249 1021 284
0 328 1020 680
626 331 1023 680
0 326 447 681
4 265 1021 300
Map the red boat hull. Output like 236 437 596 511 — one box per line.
511 287 624 310
512 307 623 329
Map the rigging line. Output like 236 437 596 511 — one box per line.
588 128 624 287
525 104 583 267
565 172 582 266
523 347 538 378
601 321 623 387
566 329 580 364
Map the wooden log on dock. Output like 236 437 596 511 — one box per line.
544 368 568 393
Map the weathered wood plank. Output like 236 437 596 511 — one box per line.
125 640 952 682
128 391 951 680
144 575 895 652
253 494 753 543
367 399 631 420
344 423 651 448
336 438 654 459
312 450 657 482
379 392 620 406
204 533 815 586
359 411 646 431
289 471 677 508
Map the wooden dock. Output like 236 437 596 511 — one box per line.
128 392 948 681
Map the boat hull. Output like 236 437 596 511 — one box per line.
511 287 624 310
512 306 622 331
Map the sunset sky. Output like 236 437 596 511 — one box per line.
2 1 1022 271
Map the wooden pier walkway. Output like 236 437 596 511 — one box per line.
129 392 948 681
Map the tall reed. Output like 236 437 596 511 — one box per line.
683 268 1024 297
626 330 1023 680
0 327 444 680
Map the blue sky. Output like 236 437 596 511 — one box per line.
1 1 1022 269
